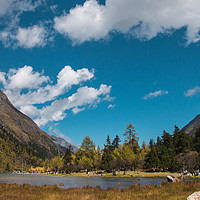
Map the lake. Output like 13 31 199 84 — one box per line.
0 173 168 189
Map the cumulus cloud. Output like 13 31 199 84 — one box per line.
0 65 112 126
143 90 168 100
35 84 112 126
0 0 49 48
15 25 48 48
184 86 200 97
0 25 50 48
3 65 49 90
0 65 94 107
54 0 200 45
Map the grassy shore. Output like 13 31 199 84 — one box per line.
0 180 200 200
62 171 181 178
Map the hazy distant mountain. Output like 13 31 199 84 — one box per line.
0 90 62 159
182 114 200 136
50 135 78 153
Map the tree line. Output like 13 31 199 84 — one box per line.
2 122 200 173
47 123 200 174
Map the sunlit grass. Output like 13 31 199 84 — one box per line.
63 171 181 178
0 180 199 200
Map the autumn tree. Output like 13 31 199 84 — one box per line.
74 136 96 171
49 156 63 172
113 144 137 174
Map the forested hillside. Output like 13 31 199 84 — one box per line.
0 126 49 172
0 90 64 172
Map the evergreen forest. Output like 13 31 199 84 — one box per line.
1 123 200 174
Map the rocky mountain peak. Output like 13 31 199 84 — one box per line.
182 114 200 136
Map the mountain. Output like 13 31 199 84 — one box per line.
0 90 67 171
50 135 78 153
0 90 62 158
182 114 200 136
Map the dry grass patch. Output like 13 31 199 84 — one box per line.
0 180 200 200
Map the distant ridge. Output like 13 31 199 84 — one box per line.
182 114 200 136
50 135 78 153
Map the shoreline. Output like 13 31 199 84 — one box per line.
40 171 182 178
0 180 200 200
7 171 200 179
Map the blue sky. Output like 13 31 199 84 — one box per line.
1 0 200 148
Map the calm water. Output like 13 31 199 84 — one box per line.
0 173 167 189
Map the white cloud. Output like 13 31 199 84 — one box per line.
35 84 112 126
0 0 47 48
54 0 200 45
143 90 168 100
72 107 85 114
50 5 58 14
108 104 115 109
5 66 49 90
0 0 40 17
184 86 200 97
15 25 48 48
0 65 112 126
0 0 13 16
0 25 50 48
54 0 108 44
49 125 72 143
0 65 94 107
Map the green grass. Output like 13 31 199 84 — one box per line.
0 180 200 200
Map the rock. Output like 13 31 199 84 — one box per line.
187 191 200 200
167 175 181 183
167 176 176 182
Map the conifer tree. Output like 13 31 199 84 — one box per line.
63 146 73 173
101 135 114 172
173 126 192 154
112 135 121 150
123 122 140 153
193 127 200 152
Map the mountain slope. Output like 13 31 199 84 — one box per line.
50 135 78 153
0 90 62 160
182 114 200 136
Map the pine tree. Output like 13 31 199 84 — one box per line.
173 126 192 154
193 127 200 152
112 135 121 150
63 146 73 173
161 130 173 149
101 135 114 172
141 141 148 150
145 147 160 170
149 138 155 149
123 122 139 153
